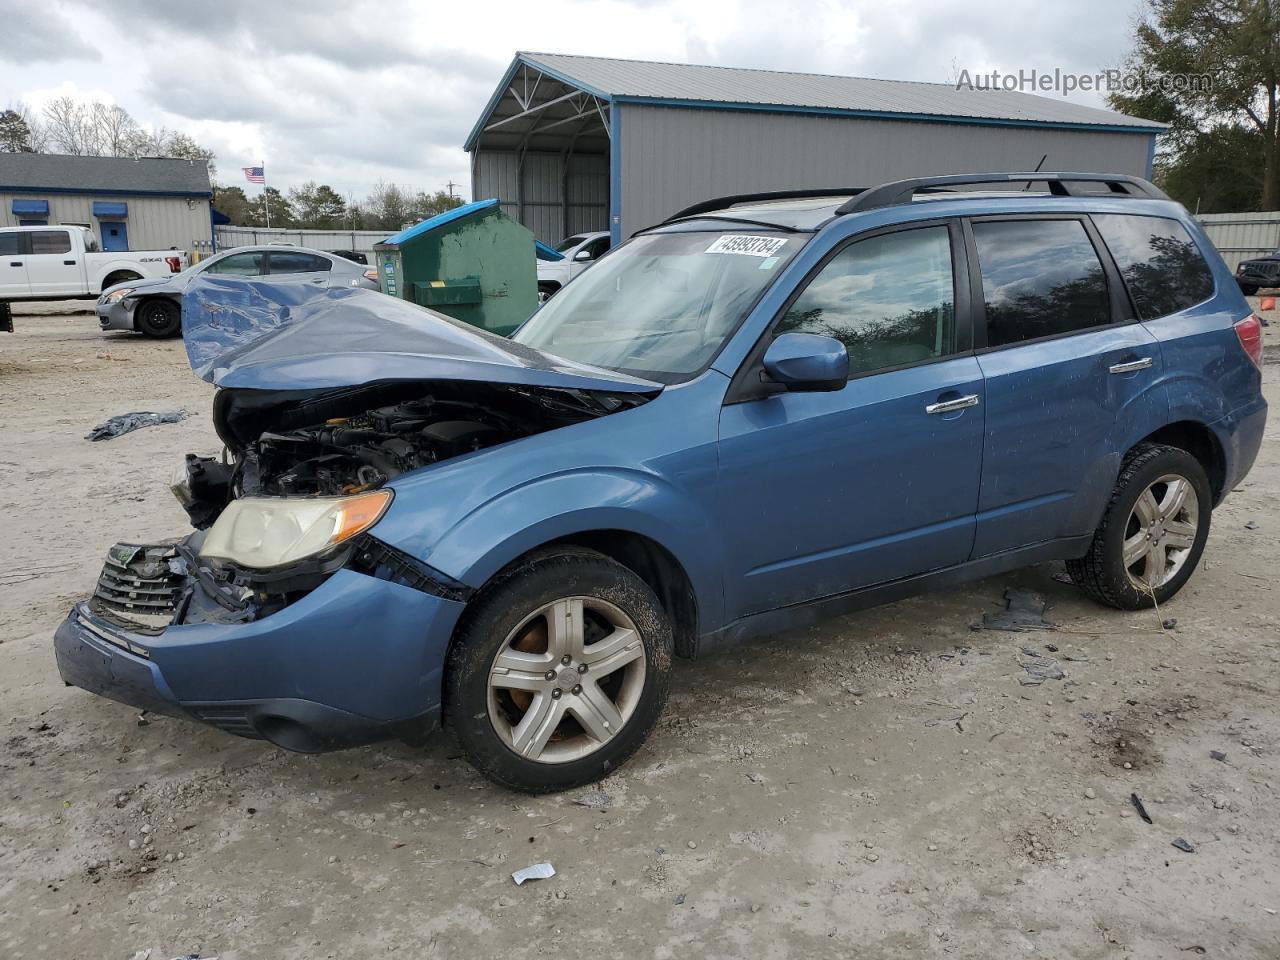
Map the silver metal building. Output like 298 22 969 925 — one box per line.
0 154 213 257
466 53 1165 244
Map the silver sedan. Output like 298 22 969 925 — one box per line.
98 245 380 338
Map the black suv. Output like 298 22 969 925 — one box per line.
1236 248 1280 295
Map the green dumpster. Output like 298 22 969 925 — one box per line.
372 198 537 336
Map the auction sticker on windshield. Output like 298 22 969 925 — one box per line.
705 235 789 257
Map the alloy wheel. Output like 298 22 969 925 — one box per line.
487 597 646 763
1122 473 1200 591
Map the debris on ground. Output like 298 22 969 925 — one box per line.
1210 750 1228 762
85 410 189 441
977 588 1057 632
512 862 556 885
1017 644 1066 685
571 792 612 810
1171 837 1196 853
1162 618 1178 631
1130 793 1153 824
1245 520 1260 530
674 893 686 905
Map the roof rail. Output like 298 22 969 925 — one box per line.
669 188 866 222
835 172 1170 215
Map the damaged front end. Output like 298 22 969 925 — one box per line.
57 276 660 751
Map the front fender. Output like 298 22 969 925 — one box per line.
381 468 726 632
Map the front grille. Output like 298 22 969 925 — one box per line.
94 543 184 617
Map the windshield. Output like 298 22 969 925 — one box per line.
513 230 801 382
555 234 590 252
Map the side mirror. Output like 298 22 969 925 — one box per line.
573 248 592 262
762 332 848 392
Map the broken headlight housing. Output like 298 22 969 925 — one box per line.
198 490 392 569
102 287 134 302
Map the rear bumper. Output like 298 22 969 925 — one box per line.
54 567 466 752
1215 394 1268 500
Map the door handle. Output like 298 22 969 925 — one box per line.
9 261 21 267
925 394 980 415
1109 357 1153 374
63 260 76 266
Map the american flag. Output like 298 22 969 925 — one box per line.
242 165 265 184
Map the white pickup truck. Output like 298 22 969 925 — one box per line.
0 225 188 302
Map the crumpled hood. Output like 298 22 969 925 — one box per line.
105 275 176 297
181 275 660 393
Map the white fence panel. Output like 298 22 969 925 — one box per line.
215 226 392 255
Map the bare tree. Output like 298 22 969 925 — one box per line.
92 102 139 157
42 96 96 155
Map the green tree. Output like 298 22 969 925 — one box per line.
247 187 294 228
1109 0 1280 210
289 181 347 229
1157 123 1267 212
366 180 410 231
410 189 464 221
0 108 35 152
212 184 254 225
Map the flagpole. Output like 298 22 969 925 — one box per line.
262 161 271 230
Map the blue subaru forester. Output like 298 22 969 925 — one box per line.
55 172 1267 792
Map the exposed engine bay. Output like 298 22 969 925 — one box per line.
178 379 649 525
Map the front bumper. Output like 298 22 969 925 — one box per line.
55 562 467 752
96 297 135 331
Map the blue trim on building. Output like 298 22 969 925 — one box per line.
92 201 129 218
0 185 212 198
381 198 500 246
610 95 1167 135
1145 134 1157 179
609 102 622 245
11 199 49 215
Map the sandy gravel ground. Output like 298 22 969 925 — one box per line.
1 305 1278 959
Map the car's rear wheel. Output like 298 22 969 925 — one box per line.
134 299 181 338
445 546 672 792
1066 443 1211 610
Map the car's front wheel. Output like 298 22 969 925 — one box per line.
445 546 672 792
134 299 181 338
1240 283 1259 296
1067 443 1212 610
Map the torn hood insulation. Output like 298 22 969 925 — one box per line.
181 275 661 395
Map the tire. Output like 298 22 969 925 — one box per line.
134 299 181 338
1066 443 1212 610
1240 284 1259 297
537 283 559 305
444 546 672 793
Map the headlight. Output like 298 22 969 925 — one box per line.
104 287 134 302
199 490 392 569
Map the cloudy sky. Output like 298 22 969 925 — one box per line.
1 0 1146 202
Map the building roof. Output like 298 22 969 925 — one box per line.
509 51 1164 132
0 153 213 196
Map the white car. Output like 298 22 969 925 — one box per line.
0 225 187 301
536 231 611 302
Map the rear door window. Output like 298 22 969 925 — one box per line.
0 233 19 256
972 219 1109 347
205 252 265 276
777 225 958 376
268 251 331 274
1093 214 1214 319
29 230 72 255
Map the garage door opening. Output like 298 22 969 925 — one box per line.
466 58 612 246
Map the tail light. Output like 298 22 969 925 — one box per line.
165 256 182 273
363 268 378 282
1234 314 1263 368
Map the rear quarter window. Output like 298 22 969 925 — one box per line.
1093 214 1215 319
